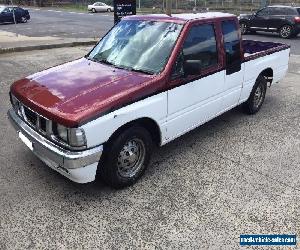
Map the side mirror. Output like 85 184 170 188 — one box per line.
184 60 201 76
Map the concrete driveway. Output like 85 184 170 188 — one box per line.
0 46 299 249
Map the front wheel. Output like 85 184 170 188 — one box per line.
99 126 153 188
242 75 267 114
240 22 248 35
279 25 292 38
92 8 96 13
107 8 111 12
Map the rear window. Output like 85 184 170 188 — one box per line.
297 8 300 15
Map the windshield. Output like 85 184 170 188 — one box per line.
87 20 183 74
0 6 5 13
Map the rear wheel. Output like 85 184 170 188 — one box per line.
279 25 292 38
107 8 111 12
21 16 27 23
240 22 248 35
99 126 153 188
242 75 267 114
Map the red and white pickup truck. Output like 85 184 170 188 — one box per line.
8 13 290 188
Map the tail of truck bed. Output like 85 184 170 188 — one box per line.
239 40 290 104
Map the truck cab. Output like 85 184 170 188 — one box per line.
8 13 290 188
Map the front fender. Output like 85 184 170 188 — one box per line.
82 92 168 148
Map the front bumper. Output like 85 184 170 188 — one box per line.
7 109 103 183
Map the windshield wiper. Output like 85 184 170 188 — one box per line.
129 68 154 75
86 56 113 65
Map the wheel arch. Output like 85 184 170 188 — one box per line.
259 67 273 85
106 117 162 147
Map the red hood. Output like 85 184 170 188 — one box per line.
11 58 162 127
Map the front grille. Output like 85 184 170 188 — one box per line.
12 98 51 135
24 106 37 126
40 118 47 133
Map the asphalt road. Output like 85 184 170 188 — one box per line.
0 46 300 249
0 8 114 38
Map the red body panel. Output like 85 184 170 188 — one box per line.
11 58 163 127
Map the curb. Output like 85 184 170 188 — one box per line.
0 40 97 55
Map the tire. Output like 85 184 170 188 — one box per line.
99 126 153 189
107 8 111 12
242 75 267 115
92 8 96 13
279 24 293 38
240 22 248 35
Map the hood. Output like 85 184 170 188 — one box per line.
11 58 160 127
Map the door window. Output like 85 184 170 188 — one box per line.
221 20 241 75
269 7 284 15
183 24 218 70
256 8 269 16
172 23 218 78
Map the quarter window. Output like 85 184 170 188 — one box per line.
284 8 297 15
221 20 241 75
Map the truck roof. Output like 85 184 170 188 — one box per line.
124 12 235 23
171 12 235 20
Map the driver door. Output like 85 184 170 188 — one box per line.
166 23 225 141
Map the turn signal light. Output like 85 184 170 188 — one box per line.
295 17 300 23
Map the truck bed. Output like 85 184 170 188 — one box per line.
243 40 290 61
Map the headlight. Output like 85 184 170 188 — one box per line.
56 124 86 148
69 128 86 147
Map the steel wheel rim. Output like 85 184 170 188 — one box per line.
281 26 291 38
240 23 246 34
22 17 27 23
117 138 146 178
253 84 264 108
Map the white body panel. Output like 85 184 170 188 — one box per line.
223 64 245 109
239 49 289 103
83 48 290 149
166 71 225 141
82 93 168 148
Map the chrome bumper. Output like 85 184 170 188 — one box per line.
7 109 103 171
